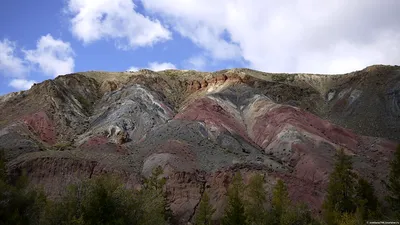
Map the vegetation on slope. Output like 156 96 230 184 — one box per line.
1 146 400 224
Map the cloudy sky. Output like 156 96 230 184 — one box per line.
1 0 399 94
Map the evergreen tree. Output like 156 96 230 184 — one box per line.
323 148 357 224
387 145 400 219
355 177 379 220
245 173 268 225
280 203 319 225
195 191 215 225
143 166 166 191
40 175 143 225
271 179 290 224
222 172 247 225
140 166 169 225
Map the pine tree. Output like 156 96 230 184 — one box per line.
195 191 215 225
323 148 357 224
41 175 143 225
271 179 290 225
355 177 379 220
387 145 400 219
280 203 319 225
140 166 169 225
245 173 267 225
222 172 247 225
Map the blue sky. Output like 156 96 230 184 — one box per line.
1 0 399 95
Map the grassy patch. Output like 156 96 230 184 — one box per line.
0 120 8 127
76 94 91 112
53 141 73 151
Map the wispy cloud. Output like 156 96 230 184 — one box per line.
0 39 28 77
141 0 400 73
8 79 37 90
127 61 177 72
66 0 171 49
185 55 207 70
0 34 74 91
24 34 75 77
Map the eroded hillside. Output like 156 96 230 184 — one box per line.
0 65 399 224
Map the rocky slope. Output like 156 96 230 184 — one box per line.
0 65 399 224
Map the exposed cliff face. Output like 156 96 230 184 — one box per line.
0 65 399 224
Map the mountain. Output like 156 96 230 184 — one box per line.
0 65 399 224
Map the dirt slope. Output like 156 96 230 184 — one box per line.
0 65 399 224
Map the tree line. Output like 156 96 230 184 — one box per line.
0 145 399 224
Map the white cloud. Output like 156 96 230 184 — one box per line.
148 62 176 71
127 66 139 72
141 0 400 74
185 55 207 70
8 79 37 90
127 61 176 72
66 0 171 49
0 39 27 77
0 35 74 91
24 34 75 77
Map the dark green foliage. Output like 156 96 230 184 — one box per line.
0 158 170 225
143 165 166 191
41 166 169 225
269 179 320 225
323 149 357 224
271 179 290 220
355 177 379 220
41 175 143 225
195 191 215 225
75 94 92 112
322 148 382 224
280 203 319 225
141 166 170 224
387 145 400 219
245 174 268 225
222 172 247 225
336 212 363 225
0 150 47 225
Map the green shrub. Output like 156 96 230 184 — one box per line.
0 150 47 225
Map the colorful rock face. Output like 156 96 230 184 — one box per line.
0 66 399 224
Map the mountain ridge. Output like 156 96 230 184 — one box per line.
0 64 399 224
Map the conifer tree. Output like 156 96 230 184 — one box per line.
140 166 169 225
245 173 267 225
323 148 358 224
270 179 290 225
355 177 378 220
272 179 290 218
387 145 400 219
222 172 247 225
195 191 215 225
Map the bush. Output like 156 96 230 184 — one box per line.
0 150 47 225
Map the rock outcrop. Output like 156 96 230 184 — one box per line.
0 65 399 224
